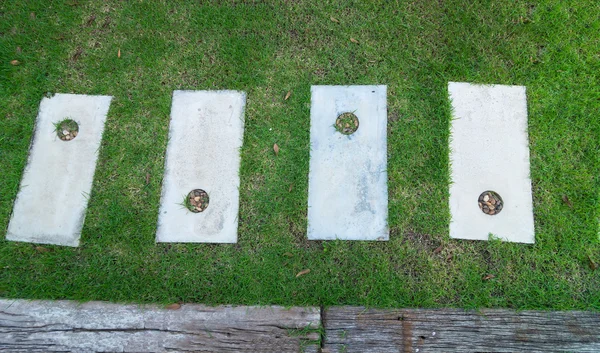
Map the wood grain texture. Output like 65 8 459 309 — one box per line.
322 306 600 353
0 299 320 352
4 300 600 352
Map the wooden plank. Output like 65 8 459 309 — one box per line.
0 299 320 352
323 306 600 353
5 300 599 352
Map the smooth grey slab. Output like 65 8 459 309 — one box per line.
0 299 320 352
156 90 245 243
6 94 112 247
448 82 534 243
307 85 388 240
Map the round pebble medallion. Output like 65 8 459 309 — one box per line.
478 191 503 215
56 119 79 141
335 112 359 135
186 189 210 213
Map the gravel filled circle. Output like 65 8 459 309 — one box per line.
186 189 210 213
56 119 79 141
478 191 503 215
335 112 359 135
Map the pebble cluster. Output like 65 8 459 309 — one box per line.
56 119 79 141
478 191 503 215
187 189 210 213
60 129 78 141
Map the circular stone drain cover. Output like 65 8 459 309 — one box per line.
335 112 359 135
56 119 79 141
478 191 503 215
186 189 209 213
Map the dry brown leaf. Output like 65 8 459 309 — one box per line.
283 252 293 257
288 184 293 192
433 245 443 254
273 143 280 156
102 17 112 29
35 246 50 253
330 16 339 23
145 172 150 184
166 303 181 310
85 14 96 26
350 38 359 44
482 274 495 281
284 91 291 100
589 256 598 271
10 60 20 66
562 194 573 208
118 48 121 58
16 46 22 54
72 47 83 61
296 269 310 278
446 253 453 261
30 12 36 20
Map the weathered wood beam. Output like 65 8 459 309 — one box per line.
0 299 320 352
322 306 600 353
4 300 600 352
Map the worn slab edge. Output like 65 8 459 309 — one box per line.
6 94 112 247
156 90 246 244
448 82 535 244
323 306 600 353
0 299 320 353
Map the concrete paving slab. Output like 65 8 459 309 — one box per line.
6 94 112 247
156 90 245 243
448 82 535 243
307 85 388 240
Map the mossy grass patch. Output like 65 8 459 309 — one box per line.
0 0 598 309
335 112 359 135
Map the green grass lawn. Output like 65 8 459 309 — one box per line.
1 0 599 309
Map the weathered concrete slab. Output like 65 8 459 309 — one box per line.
156 90 245 243
0 299 320 352
6 94 112 247
323 306 600 353
307 85 388 241
448 82 535 243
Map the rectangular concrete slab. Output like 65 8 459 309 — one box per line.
307 85 388 240
156 90 245 243
6 94 112 247
448 82 535 243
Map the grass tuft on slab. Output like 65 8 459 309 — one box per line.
0 0 598 309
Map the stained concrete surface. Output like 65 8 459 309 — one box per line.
6 94 112 246
448 82 535 243
156 90 245 243
307 85 389 240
